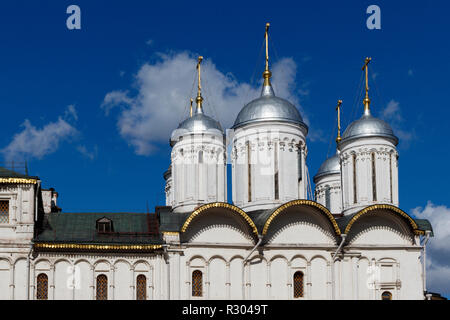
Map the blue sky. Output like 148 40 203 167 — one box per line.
1 1 449 296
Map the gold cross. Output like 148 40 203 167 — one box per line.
336 100 342 143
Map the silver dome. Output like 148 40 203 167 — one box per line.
341 114 398 145
170 113 223 146
313 153 340 183
232 84 308 131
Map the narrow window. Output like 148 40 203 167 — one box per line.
371 152 377 201
198 150 203 164
389 153 393 202
325 186 331 210
352 154 357 204
247 142 252 202
136 275 147 300
192 270 203 297
381 291 392 300
293 271 304 298
96 274 108 300
297 148 302 181
274 142 279 200
36 273 48 300
0 200 9 224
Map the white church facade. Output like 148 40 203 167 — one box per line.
0 25 433 300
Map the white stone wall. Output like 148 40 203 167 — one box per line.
315 173 342 214
0 183 36 243
0 253 165 300
165 174 173 207
171 133 227 213
339 137 399 215
231 122 308 211
0 206 425 302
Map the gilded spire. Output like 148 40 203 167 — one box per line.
362 57 372 116
195 56 204 114
189 98 193 117
336 99 342 143
263 22 272 86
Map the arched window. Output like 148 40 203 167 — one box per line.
198 150 203 164
96 274 108 300
293 271 304 298
381 291 392 300
136 274 147 300
36 273 48 300
352 154 357 204
192 270 203 297
371 152 377 201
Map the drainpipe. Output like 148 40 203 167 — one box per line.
331 234 346 300
162 245 170 300
242 235 263 300
422 231 431 298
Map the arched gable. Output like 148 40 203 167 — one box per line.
182 202 258 235
262 200 341 245
181 202 258 244
344 204 421 235
345 205 420 245
263 200 341 236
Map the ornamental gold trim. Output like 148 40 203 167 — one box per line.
34 243 162 251
262 200 341 236
0 178 37 184
163 232 179 236
181 202 258 235
344 204 419 235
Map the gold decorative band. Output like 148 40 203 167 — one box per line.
34 243 162 251
0 178 37 184
163 232 179 236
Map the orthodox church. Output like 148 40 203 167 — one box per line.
0 24 433 300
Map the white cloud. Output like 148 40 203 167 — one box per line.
102 52 309 155
412 201 450 294
1 106 78 161
379 99 414 146
77 145 97 160
382 100 402 121
2 119 78 161
64 104 78 121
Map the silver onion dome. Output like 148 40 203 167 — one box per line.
170 112 223 146
232 84 308 131
313 153 340 183
341 113 398 145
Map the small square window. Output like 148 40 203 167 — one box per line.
0 200 9 224
96 217 113 233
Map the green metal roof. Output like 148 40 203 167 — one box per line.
34 212 162 245
414 219 434 237
158 206 187 232
0 166 38 179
